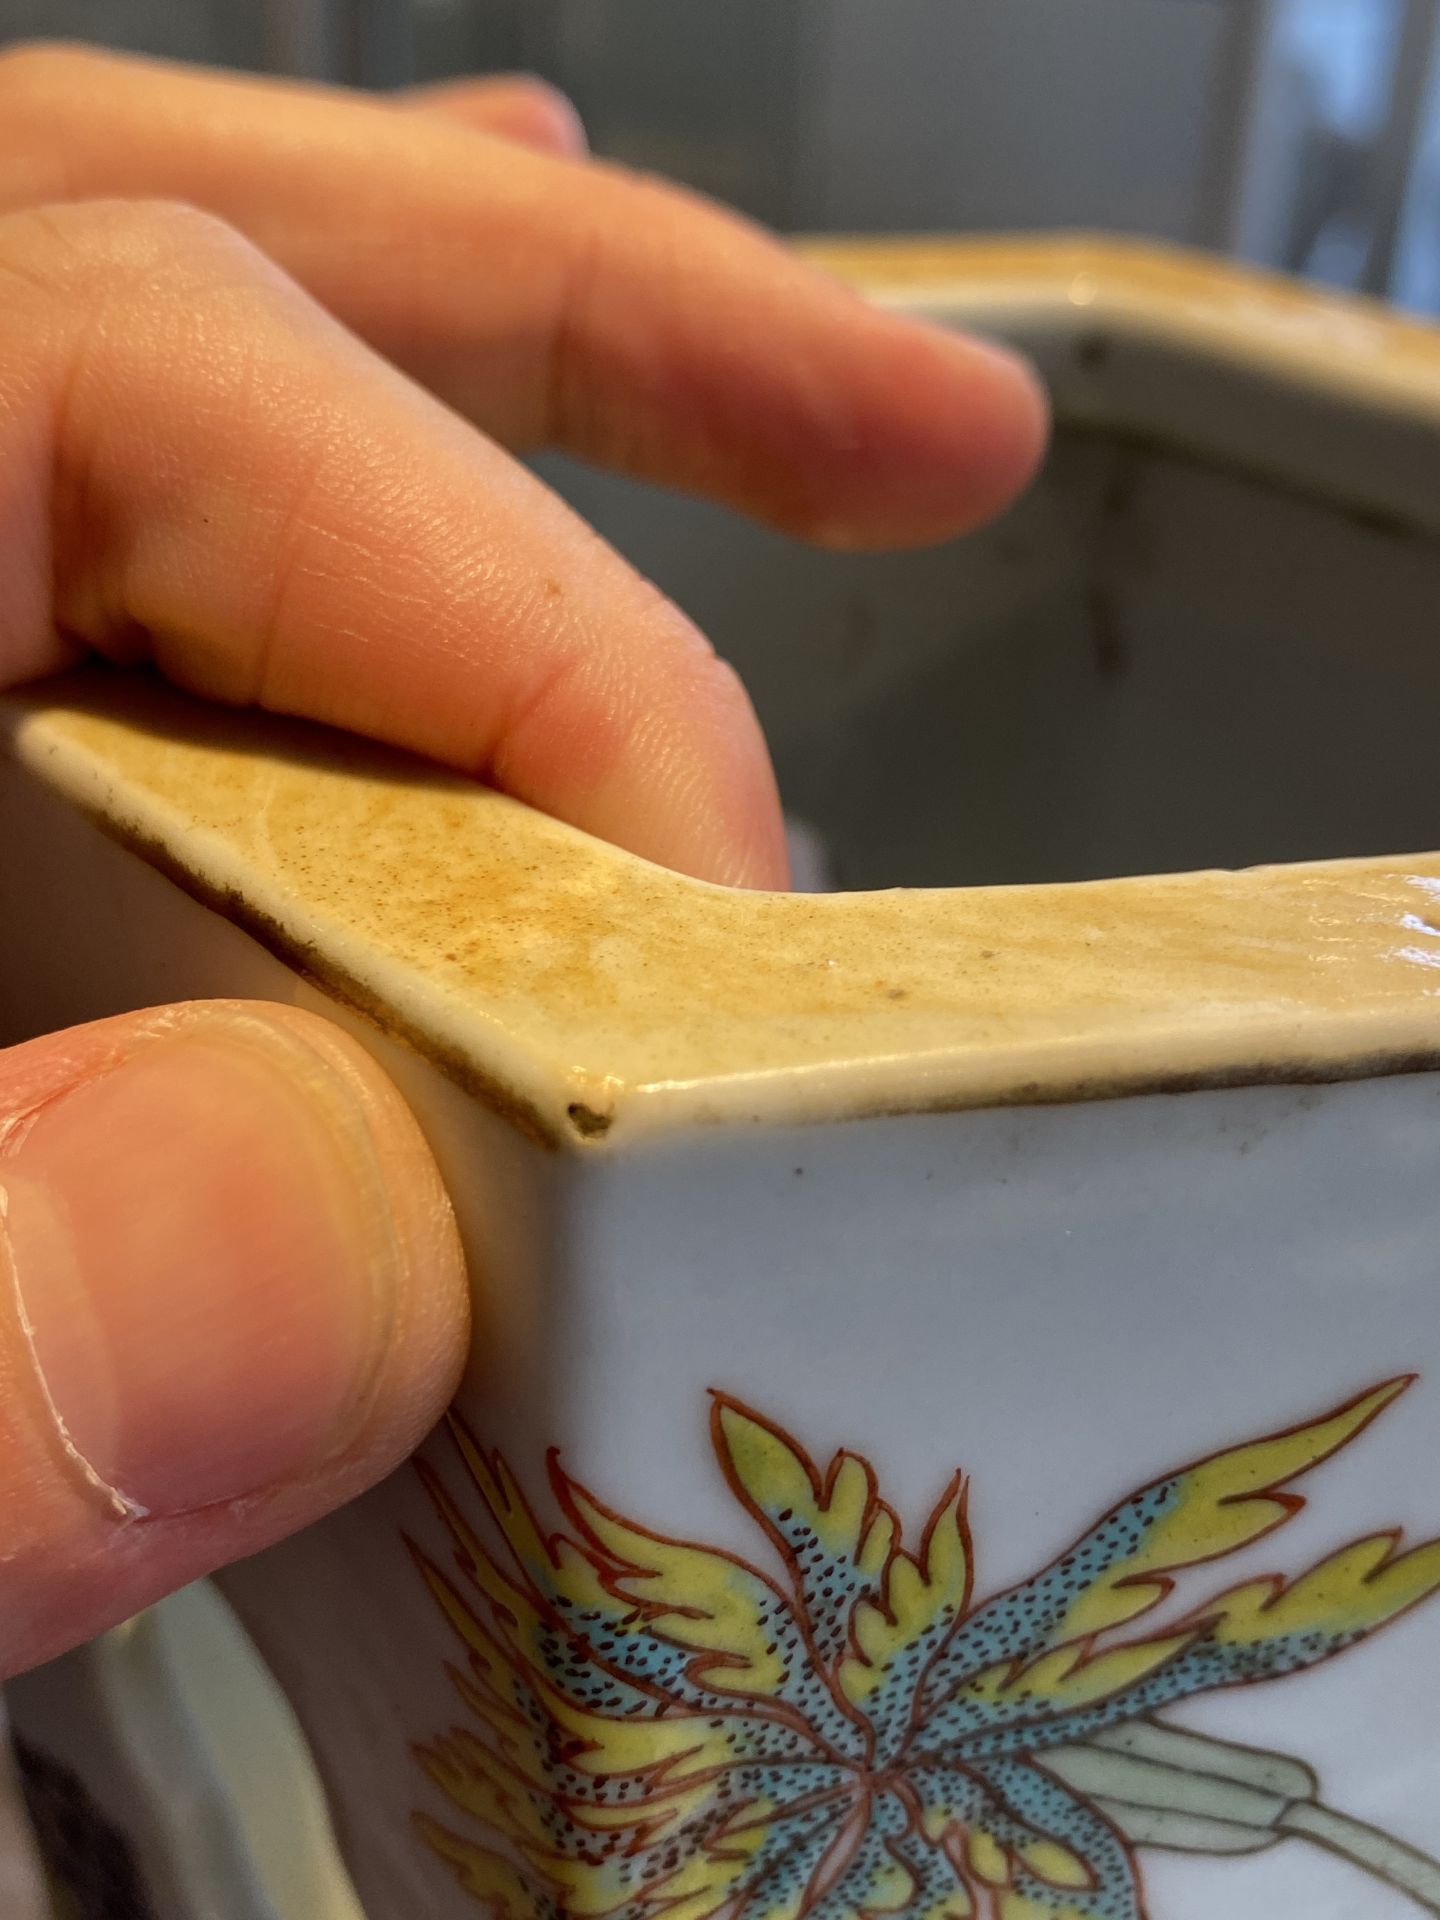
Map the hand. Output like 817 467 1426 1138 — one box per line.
0 42 1049 1676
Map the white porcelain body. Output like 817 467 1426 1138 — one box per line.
236 1075 1440 1920
7 800 1440 1919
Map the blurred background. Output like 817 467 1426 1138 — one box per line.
1 0 1438 314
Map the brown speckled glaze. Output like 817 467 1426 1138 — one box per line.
804 235 1440 403
6 666 1440 1151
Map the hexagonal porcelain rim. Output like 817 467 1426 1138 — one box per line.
6 238 1440 1150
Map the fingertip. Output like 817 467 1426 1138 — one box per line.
2 1003 466 1521
944 332 1052 529
0 1002 470 1670
800 322 1052 552
402 74 588 157
544 643 790 893
732 816 794 893
670 763 792 893
499 77 589 159
694 662 793 892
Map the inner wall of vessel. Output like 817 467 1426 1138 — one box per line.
537 422 1440 890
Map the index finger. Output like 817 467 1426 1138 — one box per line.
0 43 1048 550
0 199 787 889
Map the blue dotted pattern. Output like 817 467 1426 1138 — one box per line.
756 1495 885 1671
919 1479 1182 1718
887 1828 973 1920
538 1577 866 1763
867 1590 968 1768
977 1758 1140 1919
728 1789 860 1919
804 1790 911 1920
958 1624 1362 1764
418 1407 1413 1920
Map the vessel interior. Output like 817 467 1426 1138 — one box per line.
540 405 1440 891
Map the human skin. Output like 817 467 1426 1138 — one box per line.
0 43 1049 1676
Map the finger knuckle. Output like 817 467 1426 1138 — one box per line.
0 199 271 354
12 196 252 282
88 196 249 268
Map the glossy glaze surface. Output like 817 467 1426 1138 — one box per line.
8 668 1440 1149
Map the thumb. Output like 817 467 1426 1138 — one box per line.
0 1002 468 1677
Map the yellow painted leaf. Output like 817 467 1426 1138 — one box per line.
417 1734 555 1851
967 1828 1011 1886
1018 1837 1094 1891
416 1465 553 1655
998 1897 1106 1920
414 1819 552 1918
449 1421 555 1585
1206 1532 1440 1647
562 1478 792 1695
715 1401 895 1582
909 1875 975 1920
840 1475 969 1708
1061 1378 1410 1641
965 1632 1194 1720
413 1556 534 1712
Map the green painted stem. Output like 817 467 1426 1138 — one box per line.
1281 1801 1440 1913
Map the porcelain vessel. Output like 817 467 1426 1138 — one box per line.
4 238 1440 1920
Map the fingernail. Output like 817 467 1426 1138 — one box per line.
0 1011 409 1517
965 331 1053 445
523 77 589 157
967 330 1048 388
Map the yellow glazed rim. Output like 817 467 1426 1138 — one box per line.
6 237 1440 1151
804 232 1440 411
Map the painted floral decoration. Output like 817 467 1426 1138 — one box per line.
412 1379 1440 1917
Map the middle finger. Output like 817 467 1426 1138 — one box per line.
0 42 1047 549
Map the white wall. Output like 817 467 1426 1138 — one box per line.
794 0 1239 239
537 0 1247 240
